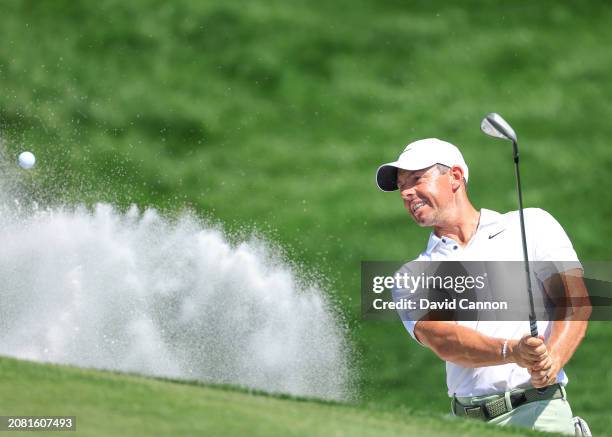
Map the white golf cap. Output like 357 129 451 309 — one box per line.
375 138 469 192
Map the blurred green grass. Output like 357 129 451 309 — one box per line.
1 0 611 435
0 356 546 437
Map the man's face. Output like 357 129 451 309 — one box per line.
397 166 454 227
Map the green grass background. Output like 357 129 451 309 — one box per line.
1 0 611 435
0 357 548 437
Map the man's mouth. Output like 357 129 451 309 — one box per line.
412 201 427 213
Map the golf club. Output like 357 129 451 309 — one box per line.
480 112 538 338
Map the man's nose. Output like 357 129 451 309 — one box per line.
400 186 416 200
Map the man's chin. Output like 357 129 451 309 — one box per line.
410 214 433 227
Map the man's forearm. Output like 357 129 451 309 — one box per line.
544 270 591 368
529 319 588 387
546 320 588 368
415 321 516 368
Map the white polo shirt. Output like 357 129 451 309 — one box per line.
396 208 581 397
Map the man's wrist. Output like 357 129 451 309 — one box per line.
549 350 564 371
501 339 509 362
505 339 518 363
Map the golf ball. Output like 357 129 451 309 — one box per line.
18 151 36 169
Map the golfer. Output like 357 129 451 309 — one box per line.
375 138 591 435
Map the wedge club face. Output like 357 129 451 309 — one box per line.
480 112 517 143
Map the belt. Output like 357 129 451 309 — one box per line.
452 384 564 421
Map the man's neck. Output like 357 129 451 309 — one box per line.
433 203 481 247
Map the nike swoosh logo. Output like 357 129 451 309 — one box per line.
489 229 505 239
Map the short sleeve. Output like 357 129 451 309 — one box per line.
391 262 427 346
528 208 582 280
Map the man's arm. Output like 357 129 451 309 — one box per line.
530 269 591 387
414 320 547 368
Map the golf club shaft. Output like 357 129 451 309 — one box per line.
513 141 539 338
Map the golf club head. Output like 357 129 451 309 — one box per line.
481 113 517 143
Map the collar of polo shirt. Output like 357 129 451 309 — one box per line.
425 209 504 255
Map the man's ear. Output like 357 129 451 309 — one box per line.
450 166 464 192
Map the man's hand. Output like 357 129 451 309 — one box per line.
529 353 561 388
510 334 561 388
510 334 549 368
